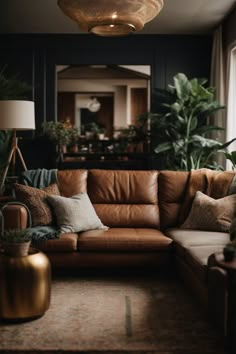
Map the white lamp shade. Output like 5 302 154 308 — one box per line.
0 100 35 130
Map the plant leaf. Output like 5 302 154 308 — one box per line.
172 73 191 101
154 142 173 154
225 151 236 165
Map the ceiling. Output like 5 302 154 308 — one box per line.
58 65 150 79
0 0 235 35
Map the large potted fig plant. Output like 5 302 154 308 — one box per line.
151 73 235 171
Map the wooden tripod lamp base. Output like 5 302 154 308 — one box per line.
0 130 27 194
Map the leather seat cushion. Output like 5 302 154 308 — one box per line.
78 228 172 252
38 233 78 252
165 228 230 247
183 245 226 283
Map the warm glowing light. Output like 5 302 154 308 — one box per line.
58 0 164 37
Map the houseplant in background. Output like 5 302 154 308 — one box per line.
42 121 79 155
42 121 71 153
151 73 236 171
67 127 79 152
84 121 100 139
0 228 31 257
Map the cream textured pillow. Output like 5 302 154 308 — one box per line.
47 193 108 233
181 191 236 232
14 183 60 226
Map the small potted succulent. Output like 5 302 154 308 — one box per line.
97 127 106 140
85 122 100 139
0 228 31 257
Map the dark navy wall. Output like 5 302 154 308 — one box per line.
0 34 212 133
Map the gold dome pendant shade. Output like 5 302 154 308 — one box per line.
58 0 164 36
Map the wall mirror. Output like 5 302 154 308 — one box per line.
57 64 151 139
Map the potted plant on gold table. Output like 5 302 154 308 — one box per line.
0 228 31 257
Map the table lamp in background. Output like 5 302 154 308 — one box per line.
0 100 35 194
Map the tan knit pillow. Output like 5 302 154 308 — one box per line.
181 191 236 232
14 183 60 226
47 193 108 233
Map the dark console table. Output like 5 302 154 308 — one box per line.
60 152 152 170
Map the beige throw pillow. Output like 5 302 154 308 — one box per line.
181 191 236 232
14 183 60 226
47 193 108 233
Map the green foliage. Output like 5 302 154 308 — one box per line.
116 114 148 144
42 121 79 147
0 67 31 100
85 121 100 133
225 151 236 170
0 228 31 243
151 73 235 171
68 127 79 146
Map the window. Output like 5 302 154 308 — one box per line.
226 45 236 169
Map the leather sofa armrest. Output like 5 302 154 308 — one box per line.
2 204 28 230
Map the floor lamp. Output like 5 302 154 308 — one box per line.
0 100 35 194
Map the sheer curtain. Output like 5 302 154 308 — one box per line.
226 44 236 170
210 25 226 167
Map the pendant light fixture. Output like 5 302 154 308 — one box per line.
87 97 101 112
58 0 164 37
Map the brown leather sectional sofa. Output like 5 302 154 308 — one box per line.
3 168 235 333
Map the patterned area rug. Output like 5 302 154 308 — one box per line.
0 273 226 353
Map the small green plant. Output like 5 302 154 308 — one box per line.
42 121 79 147
0 228 31 244
85 122 100 133
67 127 79 148
42 121 71 146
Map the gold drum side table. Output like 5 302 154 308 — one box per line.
0 248 51 321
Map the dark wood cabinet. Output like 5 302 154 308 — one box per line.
61 152 151 170
61 137 152 170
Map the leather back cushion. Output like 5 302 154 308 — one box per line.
57 169 88 197
158 171 189 230
88 170 159 227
